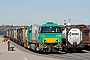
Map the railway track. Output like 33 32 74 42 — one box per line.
1 35 90 60
10 38 90 60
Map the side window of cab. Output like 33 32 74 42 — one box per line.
39 27 41 33
29 29 31 33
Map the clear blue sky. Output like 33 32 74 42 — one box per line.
0 0 90 25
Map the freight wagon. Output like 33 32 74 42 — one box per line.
5 26 28 47
14 26 28 47
76 24 90 47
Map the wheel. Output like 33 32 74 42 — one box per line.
41 49 48 54
27 42 31 49
35 47 39 51
35 43 40 51
52 48 58 53
77 48 82 52
62 47 66 52
73 48 76 52
48 46 51 52
27 44 31 49
66 48 73 53
43 49 46 53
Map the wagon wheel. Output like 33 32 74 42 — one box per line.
73 48 76 52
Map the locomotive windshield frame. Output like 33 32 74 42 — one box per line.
40 26 62 33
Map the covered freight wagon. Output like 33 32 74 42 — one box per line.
76 24 90 47
12 26 28 47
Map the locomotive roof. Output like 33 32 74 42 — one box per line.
41 22 59 27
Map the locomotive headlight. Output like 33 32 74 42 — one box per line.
55 40 58 43
44 40 47 43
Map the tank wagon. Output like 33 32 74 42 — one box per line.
62 25 84 52
27 22 62 52
76 24 90 47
